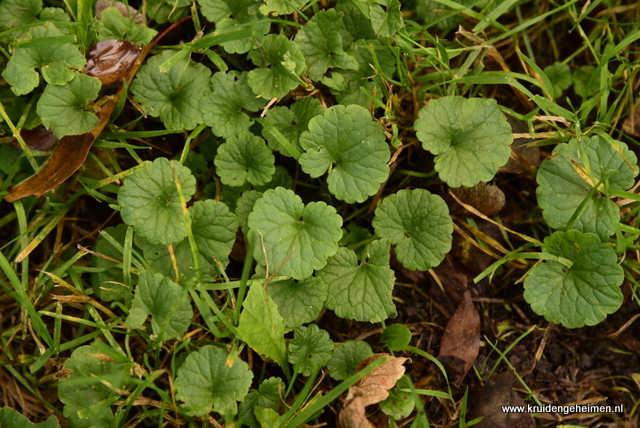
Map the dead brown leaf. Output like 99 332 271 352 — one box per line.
339 354 408 428
438 290 480 386
86 40 142 86
4 100 117 202
10 126 58 152
467 371 535 428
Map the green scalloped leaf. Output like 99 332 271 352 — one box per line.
268 276 328 328
299 104 390 203
131 50 211 130
236 190 263 236
247 187 343 280
200 71 266 138
544 61 572 99
261 97 325 157
370 0 403 37
415 96 513 187
247 34 306 99
118 158 196 245
58 345 131 427
198 0 269 54
259 0 307 16
96 7 157 45
0 407 59 428
125 271 193 342
373 189 453 271
317 239 396 322
215 131 275 187
523 230 624 328
238 377 284 428
190 199 239 264
327 340 373 380
2 23 84 95
174 346 253 416
294 10 358 81
536 136 637 240
238 280 287 368
0 0 42 34
288 324 334 376
36 73 101 137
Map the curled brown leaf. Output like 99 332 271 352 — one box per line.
86 40 141 86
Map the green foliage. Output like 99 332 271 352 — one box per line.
190 199 239 265
201 71 266 138
198 0 269 53
268 276 327 328
327 340 373 380
415 96 513 187
295 10 358 81
380 375 415 419
0 408 59 428
58 346 131 427
36 73 101 137
3 23 85 96
125 271 193 342
288 324 334 376
247 187 343 280
299 104 390 203
370 0 403 37
131 50 211 130
95 7 157 45
373 189 453 271
247 34 306 99
536 136 638 240
544 61 572 99
238 377 284 427
523 230 624 328
261 97 325 157
174 345 254 416
381 323 412 351
118 158 196 245
215 131 275 186
91 224 131 302
238 281 287 368
317 239 396 322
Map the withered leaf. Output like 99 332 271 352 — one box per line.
4 100 116 202
339 354 408 428
10 125 58 152
467 371 535 428
438 290 480 386
86 40 141 86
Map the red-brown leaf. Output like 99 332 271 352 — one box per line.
10 126 58 152
86 40 141 86
438 290 480 386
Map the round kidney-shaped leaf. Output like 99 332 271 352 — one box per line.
414 96 513 187
299 104 390 203
523 230 624 328
373 189 452 271
247 187 342 280
174 345 253 416
536 135 638 240
215 131 275 187
118 158 196 245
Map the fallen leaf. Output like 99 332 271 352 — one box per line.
4 99 117 202
467 371 535 428
339 354 408 428
450 182 506 216
10 125 58 152
438 290 480 386
86 39 141 86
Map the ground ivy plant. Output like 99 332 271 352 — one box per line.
1 0 640 426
